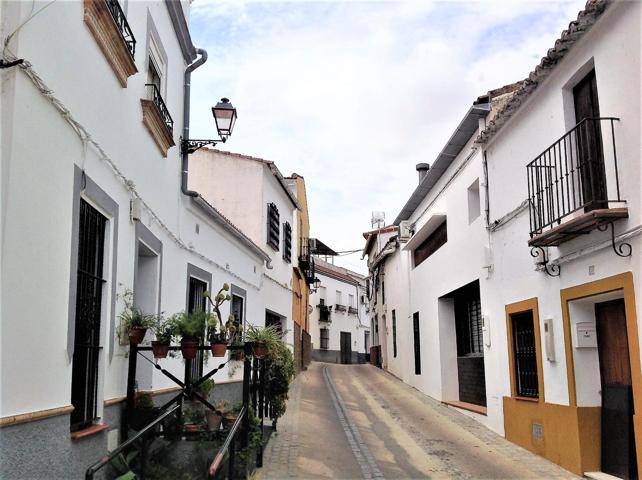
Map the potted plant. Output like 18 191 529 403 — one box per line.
204 284 234 357
151 314 174 359
218 401 243 428
117 288 156 345
195 379 222 431
129 391 162 430
172 311 207 360
245 324 281 359
229 323 245 361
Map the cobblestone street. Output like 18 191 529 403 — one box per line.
257 362 579 479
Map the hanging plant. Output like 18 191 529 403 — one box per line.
117 288 155 346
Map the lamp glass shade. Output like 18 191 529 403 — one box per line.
212 98 237 137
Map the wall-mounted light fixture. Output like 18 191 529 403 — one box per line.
181 98 237 154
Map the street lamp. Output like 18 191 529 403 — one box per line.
181 97 238 154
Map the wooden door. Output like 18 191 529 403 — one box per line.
340 332 352 364
413 312 421 375
573 70 606 210
596 299 637 479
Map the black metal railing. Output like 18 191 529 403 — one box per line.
105 0 136 58
298 238 316 285
145 84 174 135
334 304 347 313
319 304 331 322
348 306 358 315
527 117 621 237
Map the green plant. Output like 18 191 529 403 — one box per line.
265 340 295 420
151 314 175 343
245 324 281 351
204 283 234 342
170 311 208 339
117 288 155 336
135 392 154 409
197 379 216 399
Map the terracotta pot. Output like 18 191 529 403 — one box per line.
184 423 201 433
210 342 227 357
222 413 239 428
151 341 170 359
181 338 199 360
206 411 223 431
128 326 147 345
253 342 269 359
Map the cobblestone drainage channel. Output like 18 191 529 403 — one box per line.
323 366 385 480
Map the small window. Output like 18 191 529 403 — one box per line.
283 222 292 262
392 310 397 358
413 312 421 374
320 328 329 349
336 290 342 305
267 203 280 250
348 294 354 308
468 179 480 224
511 311 539 398
413 220 447 267
381 280 385 304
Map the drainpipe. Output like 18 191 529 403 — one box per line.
482 150 490 228
181 48 208 197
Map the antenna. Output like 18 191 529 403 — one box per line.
371 211 385 229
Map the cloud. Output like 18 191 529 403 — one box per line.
188 0 588 274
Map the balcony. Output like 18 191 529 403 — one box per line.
318 304 331 323
298 238 316 285
527 117 627 247
334 304 347 313
84 0 137 87
348 306 358 315
141 84 175 157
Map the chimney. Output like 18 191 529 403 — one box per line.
416 163 430 184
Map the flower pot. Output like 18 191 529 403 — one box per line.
206 411 222 431
222 413 239 428
210 341 227 357
151 341 170 359
231 349 244 361
181 337 199 360
184 423 201 433
128 326 147 345
253 342 269 359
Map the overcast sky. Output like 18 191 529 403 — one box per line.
188 0 587 274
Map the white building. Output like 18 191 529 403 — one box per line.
309 258 370 364
0 1 271 477
190 149 299 349
366 1 641 477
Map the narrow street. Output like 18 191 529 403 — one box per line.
258 362 577 480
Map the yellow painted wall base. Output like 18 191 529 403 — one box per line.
503 397 600 475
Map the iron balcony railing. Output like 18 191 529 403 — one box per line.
145 84 174 136
318 304 331 322
348 306 358 315
527 117 621 238
105 0 136 58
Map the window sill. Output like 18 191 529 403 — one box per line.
443 400 487 416
141 99 175 157
514 396 539 403
83 0 137 87
71 422 110 440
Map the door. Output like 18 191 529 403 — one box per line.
573 70 606 210
596 299 637 479
340 332 351 364
71 200 107 431
187 277 207 385
413 312 421 375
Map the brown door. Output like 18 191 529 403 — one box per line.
573 70 606 210
596 299 637 479
340 332 352 364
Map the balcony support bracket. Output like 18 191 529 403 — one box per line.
530 247 560 277
181 138 225 155
597 221 632 258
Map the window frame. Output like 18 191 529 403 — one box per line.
266 203 280 250
320 328 329 350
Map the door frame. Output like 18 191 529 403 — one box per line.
560 272 641 473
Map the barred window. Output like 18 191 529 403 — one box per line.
267 203 280 250
511 311 539 398
320 328 329 349
283 222 292 262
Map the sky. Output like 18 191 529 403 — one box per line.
188 0 588 274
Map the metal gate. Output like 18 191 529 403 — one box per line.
70 199 107 431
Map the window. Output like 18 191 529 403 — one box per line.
392 310 397 358
381 280 385 304
267 203 280 250
231 294 244 330
283 222 292 262
319 286 326 305
320 328 329 349
336 290 342 305
414 220 447 267
71 200 107 432
188 277 207 382
147 57 161 95
468 179 480 224
348 294 354 308
511 311 539 398
456 296 483 356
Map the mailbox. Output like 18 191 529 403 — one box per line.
575 321 598 348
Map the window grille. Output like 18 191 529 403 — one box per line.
188 277 207 383
511 311 539 398
283 222 292 262
456 296 483 356
320 328 329 349
267 203 280 250
71 200 107 431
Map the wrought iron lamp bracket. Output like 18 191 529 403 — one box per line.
181 137 226 155
597 221 632 258
530 246 560 277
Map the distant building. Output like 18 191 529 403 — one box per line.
309 258 370 364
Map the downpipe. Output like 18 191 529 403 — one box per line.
181 48 208 197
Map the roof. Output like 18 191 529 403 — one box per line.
393 103 491 225
209 149 299 209
315 257 366 286
362 225 398 258
191 196 271 262
476 0 611 145
310 238 338 256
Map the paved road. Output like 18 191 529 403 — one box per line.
258 362 578 479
